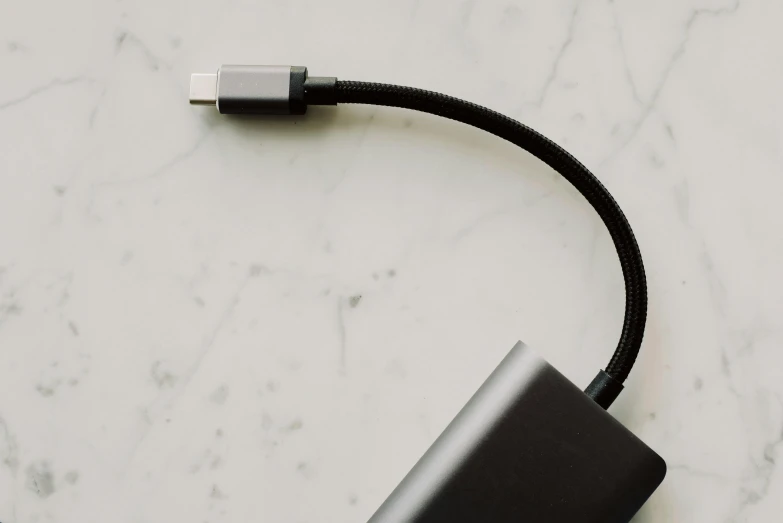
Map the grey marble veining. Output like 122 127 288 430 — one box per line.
1 0 782 521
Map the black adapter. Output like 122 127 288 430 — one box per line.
189 65 666 522
369 343 665 522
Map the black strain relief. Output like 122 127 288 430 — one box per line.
585 370 624 409
304 76 338 105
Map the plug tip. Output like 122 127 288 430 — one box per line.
189 73 217 105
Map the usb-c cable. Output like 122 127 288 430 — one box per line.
189 64 648 410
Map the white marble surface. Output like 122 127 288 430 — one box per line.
1 0 782 521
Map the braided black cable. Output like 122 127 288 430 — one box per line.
334 81 647 403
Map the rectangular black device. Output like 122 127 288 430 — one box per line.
369 342 666 523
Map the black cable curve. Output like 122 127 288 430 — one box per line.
333 81 647 408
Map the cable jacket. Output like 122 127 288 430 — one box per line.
334 81 647 398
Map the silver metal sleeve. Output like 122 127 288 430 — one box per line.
216 65 291 114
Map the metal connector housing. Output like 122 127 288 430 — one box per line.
217 65 293 114
189 65 308 115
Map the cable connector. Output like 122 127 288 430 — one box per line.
189 65 336 115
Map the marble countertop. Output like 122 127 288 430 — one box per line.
1 0 782 521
